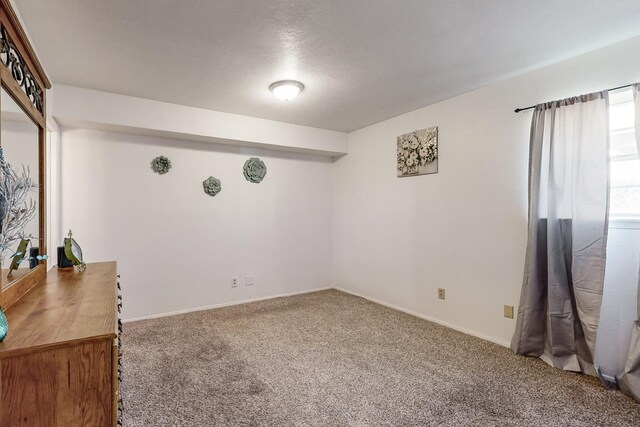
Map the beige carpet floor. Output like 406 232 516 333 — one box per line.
122 290 640 426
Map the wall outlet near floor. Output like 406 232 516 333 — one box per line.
231 277 238 288
438 288 446 300
245 275 255 286
504 305 514 319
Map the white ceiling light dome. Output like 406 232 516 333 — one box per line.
269 80 304 101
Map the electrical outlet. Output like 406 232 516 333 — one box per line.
231 277 238 288
504 305 514 319
245 275 255 286
438 288 445 300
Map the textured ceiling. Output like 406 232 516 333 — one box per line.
14 0 640 132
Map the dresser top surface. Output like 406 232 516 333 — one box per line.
0 262 118 357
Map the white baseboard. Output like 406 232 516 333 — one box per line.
124 285 511 349
123 286 333 323
333 287 511 348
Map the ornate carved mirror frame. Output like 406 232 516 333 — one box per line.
0 0 50 309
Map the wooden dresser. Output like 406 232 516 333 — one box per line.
0 262 122 426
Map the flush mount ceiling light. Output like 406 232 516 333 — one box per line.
269 80 304 101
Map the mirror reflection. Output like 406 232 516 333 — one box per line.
0 87 40 289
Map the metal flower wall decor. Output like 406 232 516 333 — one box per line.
243 157 267 183
147 155 272 196
397 126 438 177
151 156 172 174
203 176 222 197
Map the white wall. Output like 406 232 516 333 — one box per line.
59 128 333 320
332 35 640 378
46 121 61 272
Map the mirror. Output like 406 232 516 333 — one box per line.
0 0 51 309
0 87 40 289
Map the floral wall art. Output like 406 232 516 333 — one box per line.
203 176 222 197
243 157 267 183
397 126 438 177
151 155 171 174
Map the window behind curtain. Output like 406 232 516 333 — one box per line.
609 89 640 220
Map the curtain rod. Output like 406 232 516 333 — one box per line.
514 83 635 113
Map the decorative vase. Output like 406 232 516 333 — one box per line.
0 306 8 342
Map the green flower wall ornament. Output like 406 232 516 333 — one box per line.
243 157 267 183
203 176 222 197
151 156 171 174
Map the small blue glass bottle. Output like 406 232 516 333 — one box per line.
0 306 8 342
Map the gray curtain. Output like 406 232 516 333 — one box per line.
511 91 610 376
619 83 640 400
